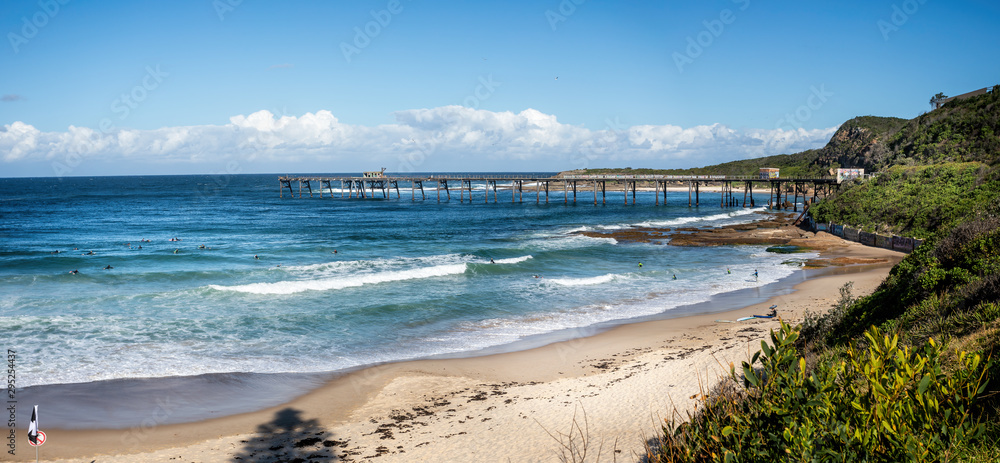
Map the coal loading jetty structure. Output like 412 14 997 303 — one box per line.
278 171 841 211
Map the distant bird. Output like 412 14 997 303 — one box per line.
555 76 559 80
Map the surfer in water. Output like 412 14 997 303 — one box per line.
753 269 759 281
69 269 78 275
103 265 113 270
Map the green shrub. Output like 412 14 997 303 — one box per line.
651 322 987 462
801 282 855 348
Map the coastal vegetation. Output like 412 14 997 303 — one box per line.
653 322 987 463
808 162 998 238
645 87 1000 461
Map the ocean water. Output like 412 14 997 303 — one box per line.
1 174 812 390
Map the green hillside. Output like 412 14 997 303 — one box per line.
809 162 999 238
884 86 1000 167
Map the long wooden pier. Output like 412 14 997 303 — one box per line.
278 174 840 211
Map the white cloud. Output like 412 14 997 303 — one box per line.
0 106 838 173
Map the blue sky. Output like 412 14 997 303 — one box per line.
1 0 998 177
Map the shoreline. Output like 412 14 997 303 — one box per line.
17 253 827 431
20 234 904 462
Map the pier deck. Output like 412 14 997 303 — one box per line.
278 174 840 210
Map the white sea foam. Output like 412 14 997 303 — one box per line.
282 254 470 277
209 263 468 295
632 207 766 228
490 255 533 264
525 234 617 251
546 273 619 286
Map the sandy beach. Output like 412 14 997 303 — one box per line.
16 231 903 463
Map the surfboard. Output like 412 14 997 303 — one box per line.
736 316 755 322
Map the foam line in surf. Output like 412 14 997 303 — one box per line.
546 273 620 287
209 263 468 295
489 255 532 264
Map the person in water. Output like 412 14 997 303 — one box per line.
672 274 677 280
638 262 643 268
753 269 759 281
69 269 78 274
103 265 113 270
726 267 731 274
254 254 260 260
490 258 495 264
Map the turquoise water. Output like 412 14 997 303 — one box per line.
1 174 811 388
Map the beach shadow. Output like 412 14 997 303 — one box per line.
231 407 345 462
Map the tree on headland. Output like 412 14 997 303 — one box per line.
930 92 948 109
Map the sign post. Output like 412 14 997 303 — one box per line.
27 405 43 463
